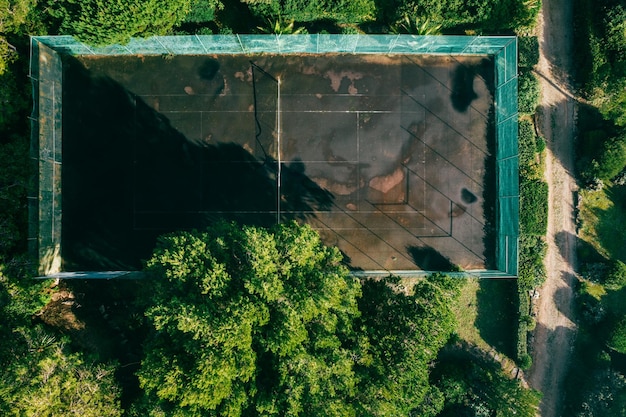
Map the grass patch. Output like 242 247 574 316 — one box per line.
585 280 607 300
579 186 626 262
451 278 516 359
451 279 483 346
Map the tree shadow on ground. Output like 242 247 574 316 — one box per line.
407 245 458 271
38 279 147 409
531 321 578 417
474 278 517 358
554 230 580 268
62 57 333 271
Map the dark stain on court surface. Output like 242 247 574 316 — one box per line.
461 188 478 204
198 58 220 80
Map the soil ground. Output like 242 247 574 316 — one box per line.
527 0 579 416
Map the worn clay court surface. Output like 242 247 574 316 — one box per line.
62 53 495 272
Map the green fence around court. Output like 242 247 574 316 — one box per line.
29 34 518 278
29 39 63 276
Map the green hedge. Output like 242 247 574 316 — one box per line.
520 179 549 235
245 0 376 23
518 69 540 115
518 235 547 290
518 36 539 68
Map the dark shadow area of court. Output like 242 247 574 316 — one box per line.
62 57 333 271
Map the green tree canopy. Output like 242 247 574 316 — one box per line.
0 272 121 416
609 317 626 354
135 222 460 416
433 348 541 417
47 0 193 46
136 221 363 416
355 274 458 416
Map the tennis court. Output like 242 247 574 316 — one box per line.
61 52 495 272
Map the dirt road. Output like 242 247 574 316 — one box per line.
526 0 579 416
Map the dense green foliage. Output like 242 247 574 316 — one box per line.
375 0 539 32
518 36 539 68
245 0 376 24
604 259 626 290
46 0 193 45
608 318 626 354
433 348 541 417
520 179 548 235
137 221 362 416
0 271 123 415
583 133 626 182
518 69 540 114
356 273 459 416
136 222 459 416
574 0 626 184
515 29 545 369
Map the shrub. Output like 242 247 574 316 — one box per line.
519 119 537 166
520 179 549 235
605 259 626 290
609 318 626 354
585 134 626 182
581 262 609 284
518 36 539 68
536 136 546 153
518 235 547 289
184 0 222 23
244 0 376 24
48 0 193 46
518 69 540 114
518 353 533 370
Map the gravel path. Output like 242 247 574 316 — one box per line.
526 1 579 416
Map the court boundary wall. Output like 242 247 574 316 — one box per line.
29 34 518 279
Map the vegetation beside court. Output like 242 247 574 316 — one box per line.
562 0 626 414
514 35 547 370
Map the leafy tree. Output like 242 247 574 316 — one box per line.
576 368 626 417
433 348 541 417
183 0 223 23
46 0 193 46
584 134 626 182
136 222 460 416
518 69 540 115
355 273 459 416
0 139 30 257
604 259 626 290
0 0 36 75
0 269 122 416
244 0 375 24
375 0 538 32
608 317 626 354
136 221 363 416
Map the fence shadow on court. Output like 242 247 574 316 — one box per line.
62 57 333 271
